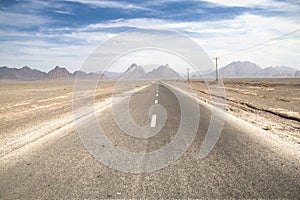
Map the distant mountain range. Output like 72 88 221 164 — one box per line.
0 64 181 81
0 66 107 81
0 66 47 81
206 61 300 78
120 63 181 80
1 61 299 81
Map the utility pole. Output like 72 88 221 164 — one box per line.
213 57 220 81
187 68 190 83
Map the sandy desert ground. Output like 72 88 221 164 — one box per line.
0 80 148 157
169 78 300 145
0 78 299 159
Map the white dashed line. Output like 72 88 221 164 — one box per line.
150 114 157 128
155 100 158 104
156 93 159 97
156 90 158 93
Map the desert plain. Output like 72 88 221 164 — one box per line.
0 78 299 159
0 78 299 199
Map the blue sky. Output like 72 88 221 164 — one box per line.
0 0 299 72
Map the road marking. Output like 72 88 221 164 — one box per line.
155 100 158 104
150 114 157 128
156 94 159 97
156 90 158 93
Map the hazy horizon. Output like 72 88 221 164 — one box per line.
1 60 299 75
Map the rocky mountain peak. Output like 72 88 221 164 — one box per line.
122 64 146 79
143 64 181 79
128 63 138 71
47 66 72 79
21 66 31 70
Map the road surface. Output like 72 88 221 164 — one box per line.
0 82 299 199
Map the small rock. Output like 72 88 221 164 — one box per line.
263 125 272 130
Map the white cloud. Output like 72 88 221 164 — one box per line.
1 12 300 70
79 13 299 36
64 0 151 11
201 0 300 12
54 10 73 15
66 13 300 69
62 31 116 43
0 11 49 27
0 39 96 72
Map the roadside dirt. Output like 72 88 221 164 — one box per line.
0 80 148 157
169 79 300 146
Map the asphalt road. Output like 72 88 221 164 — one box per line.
0 82 299 199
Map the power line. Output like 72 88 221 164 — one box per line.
220 28 300 58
